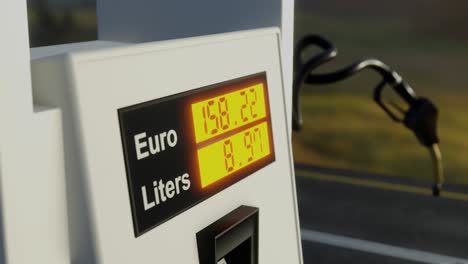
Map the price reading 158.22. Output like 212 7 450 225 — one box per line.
192 84 267 143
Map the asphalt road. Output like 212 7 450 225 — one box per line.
295 163 468 264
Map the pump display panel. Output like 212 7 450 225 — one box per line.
118 72 275 236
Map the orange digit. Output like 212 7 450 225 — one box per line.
206 100 219 135
254 127 263 153
240 91 249 122
218 97 230 130
249 88 258 119
223 140 235 172
244 131 254 162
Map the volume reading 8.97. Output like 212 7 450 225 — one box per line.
196 122 271 188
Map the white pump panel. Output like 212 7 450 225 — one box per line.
30 28 302 264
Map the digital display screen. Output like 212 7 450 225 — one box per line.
192 83 271 188
118 73 275 236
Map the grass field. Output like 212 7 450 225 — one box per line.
293 9 468 185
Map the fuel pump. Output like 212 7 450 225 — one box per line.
1 0 303 262
28 28 302 264
292 34 444 196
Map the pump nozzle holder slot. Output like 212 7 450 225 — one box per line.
197 205 259 264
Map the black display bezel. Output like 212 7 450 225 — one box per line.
118 72 275 237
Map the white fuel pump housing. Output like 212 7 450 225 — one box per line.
1 0 297 262
30 28 302 264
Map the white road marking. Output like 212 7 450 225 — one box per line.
301 229 468 264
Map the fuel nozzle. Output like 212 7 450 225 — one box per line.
403 96 443 196
429 144 443 196
375 80 444 196
293 34 444 196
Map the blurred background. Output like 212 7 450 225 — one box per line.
27 0 96 47
293 0 468 186
293 3 468 262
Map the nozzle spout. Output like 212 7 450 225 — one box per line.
430 144 444 197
